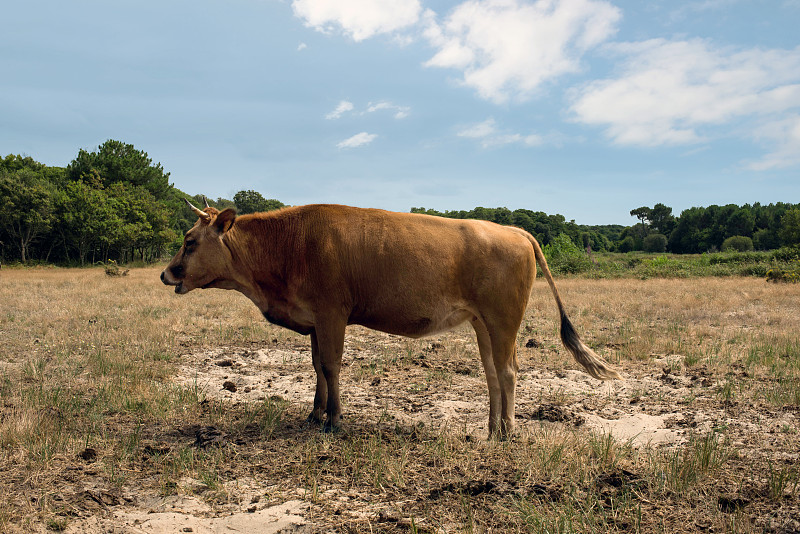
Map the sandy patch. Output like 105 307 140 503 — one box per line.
173 340 699 446
108 499 309 534
583 412 682 445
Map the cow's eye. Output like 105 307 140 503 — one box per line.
185 239 197 250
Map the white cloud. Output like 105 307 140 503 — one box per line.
457 118 543 148
297 42 308 51
366 101 410 119
569 39 800 147
748 114 800 170
423 0 621 103
457 118 498 138
326 100 410 120
484 133 543 148
337 132 378 148
325 100 354 119
292 0 422 42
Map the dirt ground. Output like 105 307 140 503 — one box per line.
55 329 799 533
2 271 799 533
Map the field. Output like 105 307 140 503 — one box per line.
1 266 799 533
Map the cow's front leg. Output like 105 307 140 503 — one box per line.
307 330 327 424
314 317 347 432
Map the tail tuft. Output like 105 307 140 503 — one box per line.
560 313 622 381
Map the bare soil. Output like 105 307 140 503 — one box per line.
1 269 799 533
50 335 800 533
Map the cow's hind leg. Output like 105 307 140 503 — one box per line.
307 330 327 424
473 318 502 437
486 321 520 439
314 317 347 432
495 339 518 438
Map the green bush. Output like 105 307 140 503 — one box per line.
771 245 800 262
721 236 754 252
641 255 687 278
542 233 593 274
767 260 800 283
564 250 791 280
617 236 636 253
738 264 770 277
708 251 765 265
643 233 667 253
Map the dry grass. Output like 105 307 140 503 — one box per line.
0 266 799 532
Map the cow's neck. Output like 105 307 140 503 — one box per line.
222 217 301 312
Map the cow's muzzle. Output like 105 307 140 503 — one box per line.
161 270 184 293
160 270 175 286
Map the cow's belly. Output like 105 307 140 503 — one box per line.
352 307 474 338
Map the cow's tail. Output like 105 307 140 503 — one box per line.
528 235 622 381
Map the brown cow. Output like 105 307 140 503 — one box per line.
161 200 620 437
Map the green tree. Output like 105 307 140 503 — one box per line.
753 228 780 250
66 140 172 199
2 154 44 173
106 182 175 262
669 207 710 253
233 190 285 214
649 203 675 235
493 207 513 225
56 180 120 265
630 206 651 238
0 167 55 262
212 197 236 211
726 207 755 237
619 225 645 251
780 209 800 245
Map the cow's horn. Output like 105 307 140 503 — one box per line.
185 198 211 221
203 196 210 208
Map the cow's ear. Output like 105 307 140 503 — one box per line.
213 208 237 234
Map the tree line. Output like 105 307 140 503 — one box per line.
0 141 283 265
410 206 624 252
621 202 800 253
412 202 800 253
1 140 798 264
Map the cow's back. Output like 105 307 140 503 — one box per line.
291 205 538 336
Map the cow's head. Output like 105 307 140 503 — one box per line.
161 199 237 294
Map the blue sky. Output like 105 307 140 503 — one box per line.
2 0 798 224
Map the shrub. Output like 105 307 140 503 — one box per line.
542 233 593 274
771 245 800 262
617 236 636 253
721 236 754 252
643 233 667 253
101 259 129 277
642 255 686 278
767 260 800 283
739 264 770 277
708 251 764 265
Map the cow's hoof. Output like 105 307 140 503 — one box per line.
487 429 516 441
305 413 324 426
322 421 342 434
